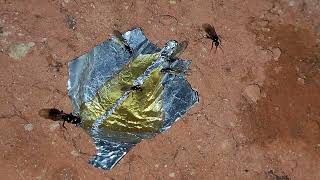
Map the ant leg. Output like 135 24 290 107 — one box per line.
219 39 223 47
219 45 224 54
62 120 67 129
211 41 214 51
214 46 218 54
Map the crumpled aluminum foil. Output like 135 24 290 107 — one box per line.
67 28 199 170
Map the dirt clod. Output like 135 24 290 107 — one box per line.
243 84 261 103
271 47 281 61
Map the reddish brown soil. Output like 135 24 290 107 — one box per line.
242 24 320 146
1 0 320 179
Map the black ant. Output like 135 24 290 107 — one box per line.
121 85 143 92
121 85 143 98
129 85 143 92
161 67 181 74
161 67 190 76
38 108 81 128
202 23 223 53
112 30 133 54
161 67 174 73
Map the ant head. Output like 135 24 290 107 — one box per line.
76 117 82 123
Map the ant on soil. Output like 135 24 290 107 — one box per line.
202 23 223 53
38 108 81 129
112 30 133 54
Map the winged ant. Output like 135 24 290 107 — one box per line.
112 30 133 54
38 108 81 128
202 23 223 53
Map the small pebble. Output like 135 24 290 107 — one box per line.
288 0 295 7
24 123 33 131
169 172 176 178
297 77 304 85
41 38 47 42
190 170 195 176
261 27 270 32
271 47 281 61
169 0 176 5
257 20 269 27
243 85 261 103
154 164 159 168
71 150 80 157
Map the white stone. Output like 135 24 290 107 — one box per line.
169 0 176 5
288 0 295 6
24 123 33 131
169 172 176 178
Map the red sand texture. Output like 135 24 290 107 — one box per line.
1 0 320 179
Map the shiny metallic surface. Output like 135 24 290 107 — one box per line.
67 28 198 170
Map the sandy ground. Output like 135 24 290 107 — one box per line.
1 0 320 179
